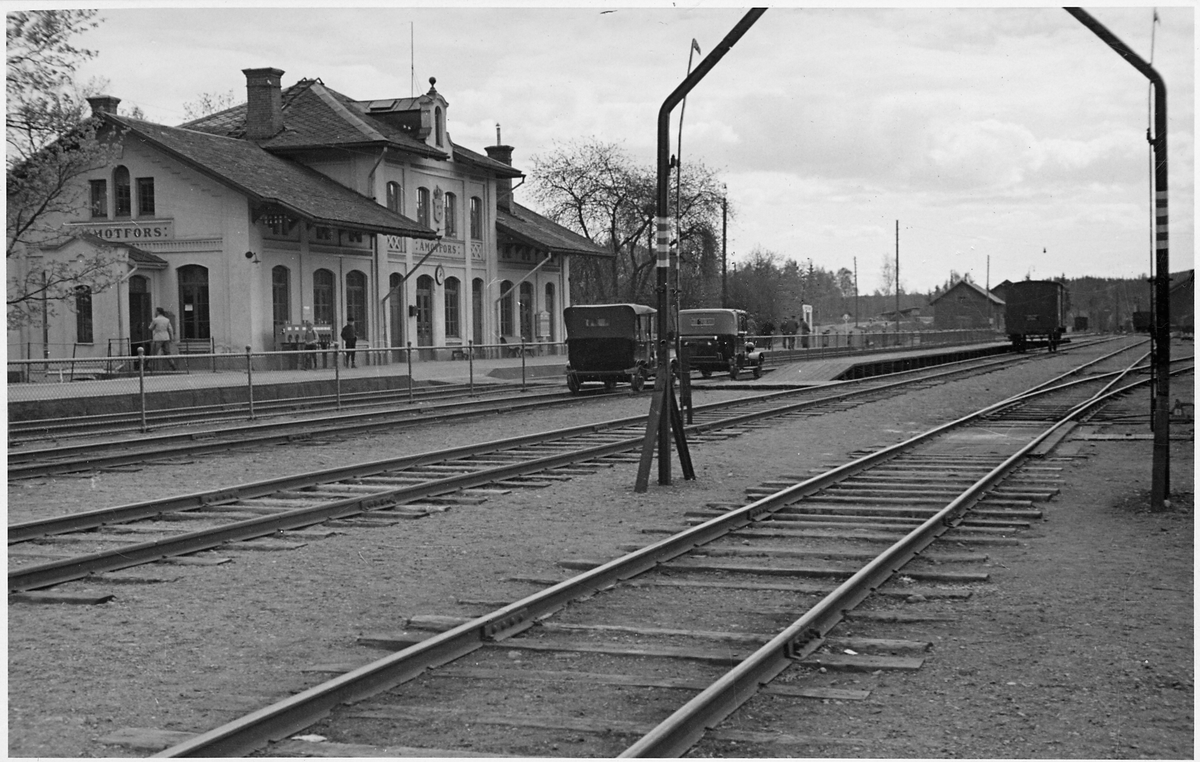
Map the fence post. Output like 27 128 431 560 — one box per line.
468 340 475 396
406 342 413 404
335 346 342 410
245 346 255 420
520 338 527 390
137 346 147 432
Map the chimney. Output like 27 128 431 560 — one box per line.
485 124 515 213
87 96 121 116
242 67 285 140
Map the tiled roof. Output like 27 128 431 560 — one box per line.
76 233 170 268
183 79 446 159
107 114 438 239
498 202 612 258
454 144 524 178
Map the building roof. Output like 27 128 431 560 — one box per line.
928 278 1004 306
105 114 438 239
182 78 521 179
497 202 613 258
46 232 171 269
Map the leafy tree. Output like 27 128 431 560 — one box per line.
7 10 125 329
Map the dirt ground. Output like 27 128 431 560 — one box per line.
6 350 1195 758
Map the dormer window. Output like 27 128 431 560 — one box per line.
435 106 444 147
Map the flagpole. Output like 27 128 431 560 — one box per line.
675 38 701 219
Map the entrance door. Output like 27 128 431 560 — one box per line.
389 273 405 361
128 275 152 356
415 274 433 357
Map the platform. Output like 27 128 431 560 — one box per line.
7 341 1013 421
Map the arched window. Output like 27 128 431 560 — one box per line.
472 278 484 345
313 268 335 327
470 197 482 240
519 282 534 341
177 264 210 340
444 276 460 338
345 270 368 338
435 106 444 147
271 265 290 326
386 181 402 213
113 165 131 217
74 286 93 343
417 187 430 227
499 280 514 338
544 283 556 342
444 192 458 238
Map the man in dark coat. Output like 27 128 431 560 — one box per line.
340 317 358 368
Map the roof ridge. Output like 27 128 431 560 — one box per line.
307 81 387 142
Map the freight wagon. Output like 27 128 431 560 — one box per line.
1005 280 1067 352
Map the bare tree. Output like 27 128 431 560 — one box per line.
182 90 238 122
529 138 732 307
7 10 125 328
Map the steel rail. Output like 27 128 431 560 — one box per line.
619 370 1186 757
152 355 1135 758
8 432 654 591
8 380 538 441
7 387 577 476
7 348 1052 542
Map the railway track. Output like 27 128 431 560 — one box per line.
131 339 1187 757
7 342 1110 480
6 378 559 445
8 344 1132 591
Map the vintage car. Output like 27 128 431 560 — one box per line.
563 303 658 393
678 308 766 380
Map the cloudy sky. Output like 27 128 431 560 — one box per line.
57 2 1196 294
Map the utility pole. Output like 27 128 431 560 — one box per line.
721 191 728 308
895 220 900 338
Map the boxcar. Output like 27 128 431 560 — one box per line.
1005 280 1067 352
564 303 657 393
679 308 766 380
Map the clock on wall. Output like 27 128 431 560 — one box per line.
435 265 445 285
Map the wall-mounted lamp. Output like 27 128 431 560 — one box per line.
244 251 260 264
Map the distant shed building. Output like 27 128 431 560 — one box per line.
1168 269 1194 335
928 279 1004 330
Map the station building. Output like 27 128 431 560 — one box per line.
9 67 611 361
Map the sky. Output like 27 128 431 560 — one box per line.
38 1 1198 294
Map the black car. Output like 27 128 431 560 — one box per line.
679 308 765 380
564 303 658 393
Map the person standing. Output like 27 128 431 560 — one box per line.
148 307 177 371
340 317 358 368
302 320 319 370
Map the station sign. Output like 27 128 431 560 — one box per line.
69 220 174 241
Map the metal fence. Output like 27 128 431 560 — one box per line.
7 339 568 412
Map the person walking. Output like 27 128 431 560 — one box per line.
148 307 177 371
340 317 358 368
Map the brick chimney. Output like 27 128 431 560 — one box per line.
86 96 121 116
243 67 285 140
485 124 515 213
